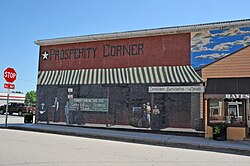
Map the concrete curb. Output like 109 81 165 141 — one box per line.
2 125 250 156
34 123 205 137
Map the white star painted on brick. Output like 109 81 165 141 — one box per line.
42 51 49 60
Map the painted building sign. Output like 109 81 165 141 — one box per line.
40 26 250 70
148 86 204 93
39 33 190 71
42 44 144 61
69 98 109 112
191 27 250 68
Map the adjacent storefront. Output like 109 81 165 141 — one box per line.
202 46 250 140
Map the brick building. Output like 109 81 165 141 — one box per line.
35 19 250 130
35 30 203 129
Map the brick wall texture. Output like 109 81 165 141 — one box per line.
36 84 200 129
39 33 190 71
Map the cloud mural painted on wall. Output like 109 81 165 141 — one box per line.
191 27 250 68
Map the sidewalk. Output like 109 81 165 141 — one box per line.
1 123 250 156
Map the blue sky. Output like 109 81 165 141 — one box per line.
0 0 250 93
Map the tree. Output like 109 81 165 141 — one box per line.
12 91 24 94
25 91 36 106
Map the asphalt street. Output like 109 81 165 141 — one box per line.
0 129 250 166
1 114 250 156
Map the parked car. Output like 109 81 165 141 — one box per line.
0 102 30 116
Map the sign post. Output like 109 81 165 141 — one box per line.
3 67 17 127
5 89 10 128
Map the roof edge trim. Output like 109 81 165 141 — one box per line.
35 19 250 46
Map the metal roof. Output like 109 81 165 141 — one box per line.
35 19 250 46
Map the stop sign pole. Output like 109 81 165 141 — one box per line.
3 67 17 128
5 87 10 127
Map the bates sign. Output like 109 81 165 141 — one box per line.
4 67 17 83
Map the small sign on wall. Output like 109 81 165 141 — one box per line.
69 98 109 112
68 88 73 93
149 86 204 93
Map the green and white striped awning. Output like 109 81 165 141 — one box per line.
37 66 203 85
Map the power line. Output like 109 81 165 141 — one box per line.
0 73 36 84
17 78 36 84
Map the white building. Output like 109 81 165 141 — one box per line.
0 92 25 106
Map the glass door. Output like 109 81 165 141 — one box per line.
228 102 243 124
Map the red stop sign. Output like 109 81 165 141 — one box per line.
4 67 17 83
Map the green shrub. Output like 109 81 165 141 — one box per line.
211 123 226 135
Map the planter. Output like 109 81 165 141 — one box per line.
23 112 33 123
212 123 227 141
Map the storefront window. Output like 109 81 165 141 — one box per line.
226 101 244 125
209 99 246 126
209 99 223 123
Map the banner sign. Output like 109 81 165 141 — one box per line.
149 86 204 93
69 98 108 112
